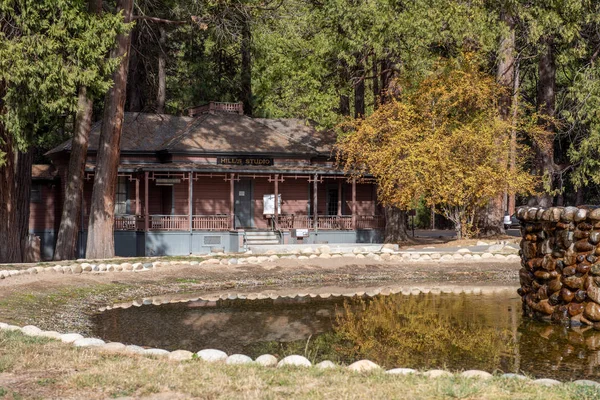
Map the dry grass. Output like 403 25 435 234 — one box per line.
1 331 599 399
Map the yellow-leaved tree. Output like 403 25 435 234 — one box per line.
337 57 534 239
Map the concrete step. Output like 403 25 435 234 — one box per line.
245 231 278 237
246 239 280 245
246 235 278 239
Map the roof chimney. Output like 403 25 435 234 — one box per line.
187 102 244 117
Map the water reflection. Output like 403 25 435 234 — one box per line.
92 291 600 380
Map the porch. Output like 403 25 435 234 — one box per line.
83 170 385 233
78 168 385 256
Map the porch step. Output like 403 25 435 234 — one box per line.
245 231 279 237
245 231 280 246
247 239 280 245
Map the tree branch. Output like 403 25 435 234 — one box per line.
132 15 208 30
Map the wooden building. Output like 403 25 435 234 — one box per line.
32 102 384 259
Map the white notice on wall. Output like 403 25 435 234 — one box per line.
263 194 282 215
239 191 245 196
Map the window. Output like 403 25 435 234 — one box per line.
115 177 129 215
326 187 339 215
31 184 42 203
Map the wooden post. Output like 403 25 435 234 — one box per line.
230 173 235 230
337 179 342 216
313 174 318 231
274 174 279 229
188 171 193 232
144 171 149 232
135 177 140 215
352 177 357 230
188 171 193 255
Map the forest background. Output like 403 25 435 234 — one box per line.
1 0 600 261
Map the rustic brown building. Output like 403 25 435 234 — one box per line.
31 102 384 259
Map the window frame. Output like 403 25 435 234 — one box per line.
115 176 130 215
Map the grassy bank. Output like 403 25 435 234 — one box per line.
0 331 598 400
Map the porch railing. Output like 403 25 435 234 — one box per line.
316 215 353 230
356 215 386 229
277 215 312 229
114 215 145 231
150 215 190 231
193 215 229 231
276 215 384 230
105 214 384 232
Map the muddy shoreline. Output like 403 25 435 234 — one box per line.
0 258 520 335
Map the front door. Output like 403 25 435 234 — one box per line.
234 179 253 228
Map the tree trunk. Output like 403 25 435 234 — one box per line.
0 131 32 263
575 187 584 205
379 58 392 104
240 18 252 116
372 56 379 109
16 149 33 259
534 35 556 207
126 28 143 112
354 77 365 118
0 80 33 264
339 95 350 116
54 0 102 261
85 0 134 260
53 87 93 260
478 10 515 237
156 26 166 114
508 61 520 215
383 206 409 242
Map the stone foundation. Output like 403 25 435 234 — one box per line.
517 206 600 328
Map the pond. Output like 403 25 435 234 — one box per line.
92 290 600 381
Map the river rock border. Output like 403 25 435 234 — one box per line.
100 285 516 312
1 286 598 387
0 244 520 281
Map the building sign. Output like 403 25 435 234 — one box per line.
156 178 181 185
217 156 274 166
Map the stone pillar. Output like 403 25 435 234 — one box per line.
517 206 600 327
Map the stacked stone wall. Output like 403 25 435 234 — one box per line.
517 206 600 328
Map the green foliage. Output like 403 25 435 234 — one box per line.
0 0 125 163
251 0 500 127
566 64 600 189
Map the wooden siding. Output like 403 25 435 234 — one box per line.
354 182 377 215
193 177 230 214
279 178 310 215
253 178 271 229
29 182 57 231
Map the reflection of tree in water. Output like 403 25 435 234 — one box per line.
516 321 600 380
248 293 518 370
330 293 516 369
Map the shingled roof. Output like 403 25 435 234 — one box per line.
47 112 335 156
